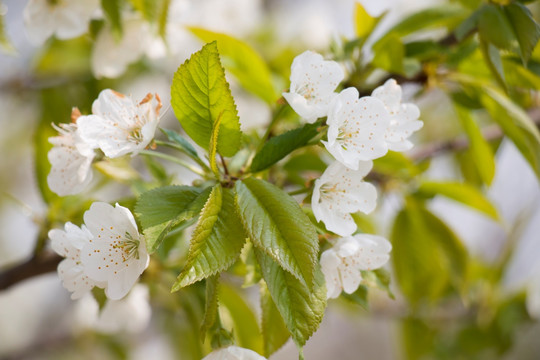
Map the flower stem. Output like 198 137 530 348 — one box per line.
154 140 211 172
138 150 206 177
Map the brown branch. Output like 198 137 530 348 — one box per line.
0 252 62 291
410 107 540 162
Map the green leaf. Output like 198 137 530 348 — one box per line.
255 249 326 348
372 33 404 74
250 122 321 173
341 285 369 310
417 181 499 220
160 128 199 159
480 86 540 179
235 178 318 287
101 0 123 37
171 41 242 157
172 185 247 290
478 4 516 50
391 201 468 305
219 283 264 354
454 104 495 185
135 185 211 253
504 3 540 64
455 9 481 41
209 111 224 178
260 283 290 357
402 317 437 360
479 39 507 90
201 275 220 340
354 2 377 39
189 28 278 104
377 4 468 44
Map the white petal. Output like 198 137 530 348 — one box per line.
372 79 402 113
284 50 344 121
91 19 151 79
340 265 362 294
317 205 357 236
352 234 392 270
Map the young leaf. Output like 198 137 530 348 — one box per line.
209 111 224 178
260 282 291 357
249 122 321 173
135 185 211 253
479 39 507 90
454 104 495 185
255 249 326 348
160 128 199 159
171 41 242 157
172 185 247 290
354 2 377 39
504 3 540 64
189 28 278 104
219 283 264 354
372 33 405 74
416 181 499 220
235 178 318 287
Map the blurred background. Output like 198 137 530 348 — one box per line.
1 0 540 359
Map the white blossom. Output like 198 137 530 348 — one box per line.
372 79 423 151
77 89 162 158
47 121 95 196
324 87 391 168
312 160 377 236
49 222 104 299
320 234 392 299
202 346 267 360
80 202 149 300
23 0 100 44
91 18 156 79
73 285 151 334
283 51 344 123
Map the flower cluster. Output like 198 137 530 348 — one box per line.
284 51 422 297
49 202 149 300
47 89 161 196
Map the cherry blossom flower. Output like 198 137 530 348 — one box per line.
202 346 267 360
49 222 104 299
312 160 377 236
283 51 344 123
23 0 100 44
77 89 162 158
324 87 391 168
80 202 149 300
47 120 95 196
320 234 392 299
372 79 423 151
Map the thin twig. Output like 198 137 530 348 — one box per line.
0 253 62 291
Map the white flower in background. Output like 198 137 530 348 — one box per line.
73 285 151 334
321 234 392 299
92 18 157 79
203 346 267 360
80 202 149 300
283 51 344 123
95 284 151 333
324 87 391 168
47 120 95 196
23 0 100 44
49 222 104 299
312 161 377 236
372 79 423 151
77 89 162 158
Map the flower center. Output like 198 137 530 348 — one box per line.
112 232 141 261
296 83 316 101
